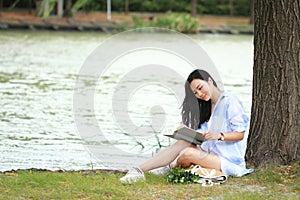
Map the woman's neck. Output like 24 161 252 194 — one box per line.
211 88 221 105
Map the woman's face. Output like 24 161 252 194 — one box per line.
190 78 213 101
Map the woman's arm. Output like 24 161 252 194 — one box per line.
203 131 245 141
219 131 244 141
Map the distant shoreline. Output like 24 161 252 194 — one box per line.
0 10 253 34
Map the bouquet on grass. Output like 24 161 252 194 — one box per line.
167 165 228 187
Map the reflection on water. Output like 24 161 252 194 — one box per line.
0 31 253 171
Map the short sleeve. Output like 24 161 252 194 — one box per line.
226 95 249 132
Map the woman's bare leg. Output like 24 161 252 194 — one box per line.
139 140 192 172
173 146 221 170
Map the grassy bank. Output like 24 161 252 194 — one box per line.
1 164 299 199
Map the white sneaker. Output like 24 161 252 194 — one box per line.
120 167 145 184
149 165 170 175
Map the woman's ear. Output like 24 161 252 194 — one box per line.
208 77 213 85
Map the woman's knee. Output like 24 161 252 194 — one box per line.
176 147 197 164
176 147 196 168
180 147 197 158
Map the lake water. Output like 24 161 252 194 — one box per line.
0 30 253 172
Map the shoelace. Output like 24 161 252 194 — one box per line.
134 167 144 175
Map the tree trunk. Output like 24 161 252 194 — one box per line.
125 0 129 15
246 0 300 167
191 0 197 17
249 0 254 24
63 0 72 17
107 0 111 21
0 0 3 15
229 0 234 16
57 0 63 18
28 0 32 14
43 0 49 18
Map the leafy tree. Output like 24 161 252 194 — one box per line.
233 0 250 16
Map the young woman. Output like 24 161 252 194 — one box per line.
120 69 253 183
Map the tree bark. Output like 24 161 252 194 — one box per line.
191 0 197 17
246 0 300 167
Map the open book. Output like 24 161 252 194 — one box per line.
164 124 206 145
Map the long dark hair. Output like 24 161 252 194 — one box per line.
181 69 218 129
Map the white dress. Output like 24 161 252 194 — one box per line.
198 92 254 176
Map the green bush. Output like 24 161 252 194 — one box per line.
133 13 199 34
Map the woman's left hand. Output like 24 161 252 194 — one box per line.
203 131 220 140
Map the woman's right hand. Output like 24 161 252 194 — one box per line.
202 131 221 140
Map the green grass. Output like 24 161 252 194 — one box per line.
0 164 299 199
